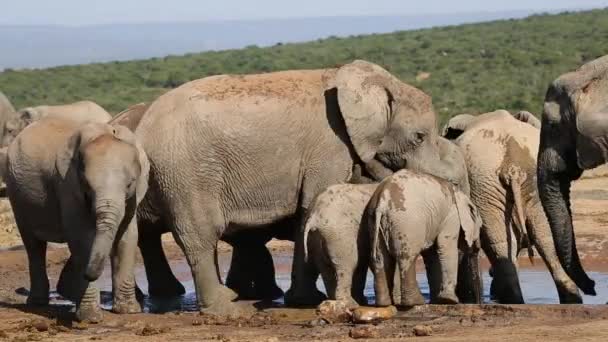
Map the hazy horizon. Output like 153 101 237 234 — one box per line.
2 0 608 26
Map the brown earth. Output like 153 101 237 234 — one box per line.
1 171 608 341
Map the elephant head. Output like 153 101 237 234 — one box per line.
335 60 440 180
537 55 608 296
2 107 43 147
55 122 149 281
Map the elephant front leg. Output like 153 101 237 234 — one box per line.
138 221 185 298
111 221 141 314
75 283 104 323
22 233 50 306
436 234 459 304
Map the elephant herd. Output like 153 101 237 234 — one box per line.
0 55 606 322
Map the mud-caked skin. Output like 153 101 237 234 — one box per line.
367 169 482 307
5 117 149 322
133 60 451 315
448 110 582 304
2 100 111 147
0 91 14 145
537 55 608 300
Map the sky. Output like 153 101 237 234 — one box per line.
2 0 608 26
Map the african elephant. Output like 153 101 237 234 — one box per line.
513 111 541 129
108 103 284 301
537 55 608 298
447 110 581 303
103 60 448 316
367 169 482 306
5 117 149 322
299 136 479 308
0 91 15 141
2 100 111 147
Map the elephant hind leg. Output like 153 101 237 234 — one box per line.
138 219 185 298
372 238 395 307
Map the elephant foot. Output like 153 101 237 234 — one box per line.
436 292 459 305
375 291 393 307
199 299 254 319
578 278 596 296
148 280 186 298
255 283 284 301
557 286 582 304
284 288 327 307
26 295 49 306
112 297 142 314
401 291 425 307
334 296 360 310
76 304 104 323
353 294 369 306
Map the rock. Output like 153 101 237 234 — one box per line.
72 322 89 331
349 325 380 339
191 319 203 326
352 306 397 323
304 318 329 328
413 325 433 336
316 300 352 323
29 320 49 332
136 324 170 336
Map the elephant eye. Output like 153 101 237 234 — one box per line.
414 131 426 144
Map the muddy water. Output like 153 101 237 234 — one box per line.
69 252 608 313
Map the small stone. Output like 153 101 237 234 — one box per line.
72 322 89 330
352 306 397 323
304 318 328 328
26 334 43 341
191 319 203 326
137 324 170 336
29 320 49 332
90 337 102 341
266 338 279 342
413 325 433 336
349 325 380 339
316 300 352 323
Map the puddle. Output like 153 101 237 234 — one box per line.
45 251 608 312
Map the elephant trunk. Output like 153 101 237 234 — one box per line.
85 196 125 281
537 159 596 295
456 248 482 304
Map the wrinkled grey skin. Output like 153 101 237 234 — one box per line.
0 91 15 143
2 100 111 147
5 117 149 322
537 55 608 298
109 104 284 301
130 60 445 315
367 169 482 306
447 110 581 304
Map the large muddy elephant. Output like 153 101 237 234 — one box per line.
6 117 149 322
110 104 284 301
2 100 111 147
444 110 581 303
87 60 450 316
537 55 608 298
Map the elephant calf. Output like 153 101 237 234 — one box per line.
367 169 482 306
5 117 149 322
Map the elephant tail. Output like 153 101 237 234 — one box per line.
505 166 535 264
303 219 314 263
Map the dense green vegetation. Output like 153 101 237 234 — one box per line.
1 9 607 124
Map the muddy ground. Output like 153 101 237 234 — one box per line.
1 170 608 341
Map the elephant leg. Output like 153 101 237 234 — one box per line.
21 232 49 306
334 263 359 308
284 223 327 306
480 211 524 304
56 256 85 303
351 259 369 306
250 243 283 300
111 220 141 314
422 248 441 303
527 203 581 304
456 249 483 304
138 219 185 298
225 241 256 299
435 231 459 304
400 255 425 306
169 199 239 315
372 239 395 307
65 237 103 323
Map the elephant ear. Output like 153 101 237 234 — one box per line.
56 129 82 179
512 111 541 129
335 60 392 163
112 125 149 204
20 108 43 125
441 114 475 139
454 190 481 248
575 109 608 170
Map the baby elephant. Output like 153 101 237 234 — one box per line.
6 117 149 322
367 169 482 306
303 183 378 307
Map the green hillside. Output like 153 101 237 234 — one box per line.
1 9 607 124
